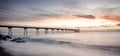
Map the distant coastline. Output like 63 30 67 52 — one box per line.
80 26 120 32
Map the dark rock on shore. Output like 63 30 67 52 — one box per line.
0 34 10 41
0 34 25 43
57 41 71 44
11 38 26 43
6 35 12 39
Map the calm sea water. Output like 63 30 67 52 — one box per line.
0 28 120 56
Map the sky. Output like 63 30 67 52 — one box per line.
0 0 120 27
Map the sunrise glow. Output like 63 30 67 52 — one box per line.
0 0 120 28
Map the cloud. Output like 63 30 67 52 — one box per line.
99 16 120 22
73 15 95 19
0 0 120 24
94 5 120 16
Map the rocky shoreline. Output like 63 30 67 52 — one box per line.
0 34 26 43
0 34 12 56
0 34 26 56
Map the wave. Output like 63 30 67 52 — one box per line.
1 33 120 54
0 34 71 45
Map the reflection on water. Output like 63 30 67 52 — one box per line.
0 29 120 56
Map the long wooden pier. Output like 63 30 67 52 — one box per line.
0 25 80 36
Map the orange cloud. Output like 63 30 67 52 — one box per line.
51 15 96 20
73 15 95 19
99 16 120 22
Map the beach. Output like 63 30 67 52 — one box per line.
0 31 120 56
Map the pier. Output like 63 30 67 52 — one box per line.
0 25 80 36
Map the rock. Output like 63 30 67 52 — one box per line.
11 38 26 43
16 40 25 43
11 38 21 41
6 35 12 39
0 34 7 41
0 34 25 43
0 34 12 41
58 41 71 44
0 34 3 40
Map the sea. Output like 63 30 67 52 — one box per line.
0 28 120 56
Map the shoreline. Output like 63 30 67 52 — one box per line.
0 33 13 56
80 26 120 31
0 32 120 56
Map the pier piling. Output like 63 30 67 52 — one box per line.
8 27 12 36
51 29 54 33
45 29 48 34
24 28 27 35
36 28 39 35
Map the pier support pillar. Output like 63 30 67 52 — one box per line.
8 27 12 36
24 28 27 35
45 29 48 34
74 27 80 33
36 28 39 35
61 29 64 33
63 30 65 33
57 29 60 33
65 29 68 33
51 29 54 33
74 30 80 33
